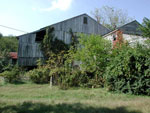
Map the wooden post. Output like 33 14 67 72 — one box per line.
50 76 53 88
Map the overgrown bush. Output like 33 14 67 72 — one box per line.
26 66 50 84
0 65 21 83
0 36 18 73
0 36 18 52
0 51 10 73
105 44 150 95
73 34 111 87
58 68 89 89
55 33 111 89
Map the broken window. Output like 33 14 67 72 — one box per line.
35 30 46 42
83 17 88 24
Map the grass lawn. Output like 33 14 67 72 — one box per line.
0 83 149 113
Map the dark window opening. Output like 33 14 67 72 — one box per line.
113 34 116 41
35 30 46 42
83 17 88 24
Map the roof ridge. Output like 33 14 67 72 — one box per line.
40 13 88 30
118 20 140 29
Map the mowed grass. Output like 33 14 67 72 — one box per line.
0 84 150 113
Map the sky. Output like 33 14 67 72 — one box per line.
0 0 149 36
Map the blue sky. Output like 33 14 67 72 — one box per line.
0 0 149 36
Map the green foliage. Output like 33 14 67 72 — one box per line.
28 31 150 96
26 67 50 84
40 27 69 58
26 61 50 84
74 34 111 86
38 27 69 85
105 44 150 95
0 36 18 73
55 34 111 89
57 64 89 89
0 65 21 83
140 17 150 38
0 36 18 52
0 51 10 73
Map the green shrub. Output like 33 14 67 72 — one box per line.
0 66 21 83
58 70 91 89
105 44 150 95
72 34 111 87
26 67 50 84
55 34 111 89
0 51 10 73
58 66 103 89
75 34 111 74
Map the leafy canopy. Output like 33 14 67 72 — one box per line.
74 34 111 75
0 36 18 52
140 17 150 38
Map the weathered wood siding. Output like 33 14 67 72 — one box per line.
51 14 109 43
18 33 44 66
18 14 110 66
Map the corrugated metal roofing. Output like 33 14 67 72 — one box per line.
103 20 142 36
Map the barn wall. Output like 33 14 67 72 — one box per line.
18 33 44 66
51 14 109 35
50 14 110 44
84 16 110 35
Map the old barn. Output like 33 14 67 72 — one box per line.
18 14 110 66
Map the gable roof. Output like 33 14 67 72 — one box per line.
39 13 110 32
103 20 142 37
118 20 142 35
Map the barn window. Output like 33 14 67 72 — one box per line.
83 17 88 24
113 34 116 41
35 30 46 42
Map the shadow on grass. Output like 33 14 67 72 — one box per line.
12 81 26 85
0 102 141 113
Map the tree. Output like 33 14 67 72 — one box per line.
0 36 18 52
74 34 111 86
91 6 133 30
140 17 150 38
0 36 18 72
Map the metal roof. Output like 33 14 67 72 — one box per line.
103 20 142 37
9 52 18 59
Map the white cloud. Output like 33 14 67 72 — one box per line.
41 0 73 12
32 7 37 11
